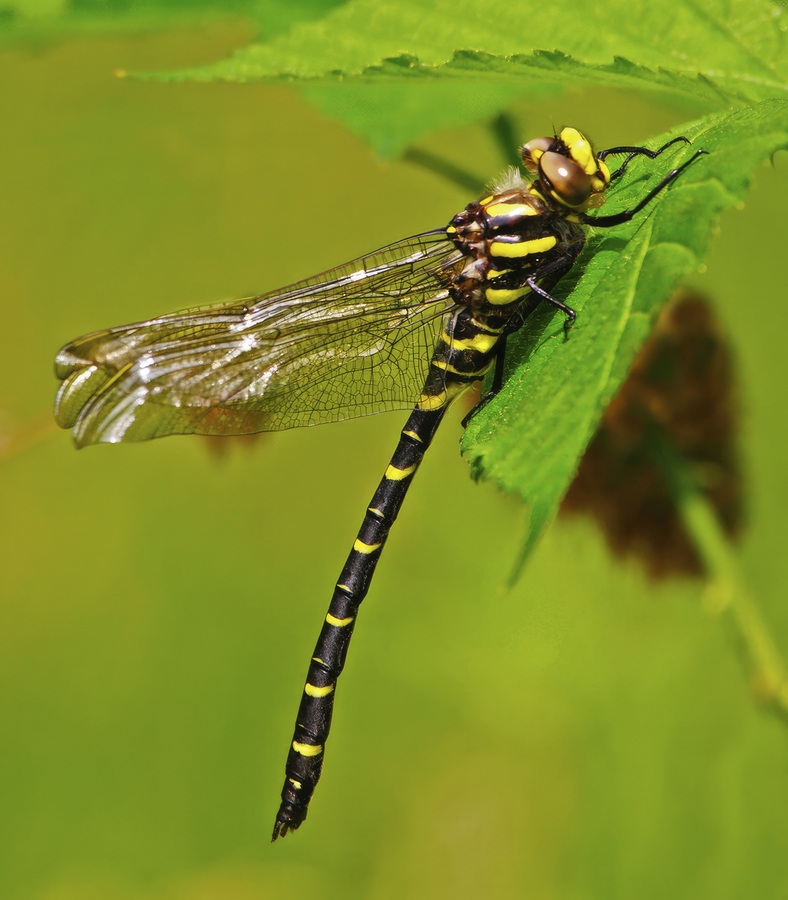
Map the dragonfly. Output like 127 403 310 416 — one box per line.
54 126 705 839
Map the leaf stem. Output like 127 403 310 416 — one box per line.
489 113 519 167
655 434 788 720
401 147 485 195
402 113 520 195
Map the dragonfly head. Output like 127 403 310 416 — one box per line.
521 127 611 212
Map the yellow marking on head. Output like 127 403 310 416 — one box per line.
479 195 493 205
288 779 302 789
441 330 500 354
293 741 323 757
484 285 530 306
560 126 583 145
402 429 422 442
305 682 334 698
561 127 596 175
591 159 610 193
385 462 418 481
326 612 354 627
353 539 382 554
485 202 538 218
490 235 557 258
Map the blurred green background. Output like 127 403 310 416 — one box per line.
1 14 788 900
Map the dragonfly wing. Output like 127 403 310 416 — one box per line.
55 234 459 446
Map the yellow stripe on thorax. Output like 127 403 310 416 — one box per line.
484 285 530 306
490 235 557 258
485 201 538 218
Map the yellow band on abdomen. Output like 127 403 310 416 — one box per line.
305 683 334 698
292 741 323 757
353 539 382 554
384 463 417 481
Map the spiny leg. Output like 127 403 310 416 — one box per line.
600 136 692 181
461 335 507 428
583 149 707 229
525 274 576 336
460 265 579 428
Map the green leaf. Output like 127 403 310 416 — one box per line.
147 0 787 94
132 0 788 155
0 0 346 43
460 99 788 577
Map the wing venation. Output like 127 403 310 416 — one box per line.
54 232 460 446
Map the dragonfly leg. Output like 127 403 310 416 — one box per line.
599 136 692 181
461 335 508 427
584 149 707 228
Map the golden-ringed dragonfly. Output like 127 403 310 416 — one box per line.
53 127 706 840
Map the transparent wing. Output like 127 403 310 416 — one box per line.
55 232 461 447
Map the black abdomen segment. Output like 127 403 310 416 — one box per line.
272 309 502 839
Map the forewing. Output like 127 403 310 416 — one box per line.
54 233 459 447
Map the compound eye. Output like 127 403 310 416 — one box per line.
520 136 554 173
539 151 591 207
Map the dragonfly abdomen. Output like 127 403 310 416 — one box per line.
273 305 503 839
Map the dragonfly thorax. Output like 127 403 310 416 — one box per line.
445 186 585 314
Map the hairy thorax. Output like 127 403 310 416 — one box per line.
446 186 585 317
